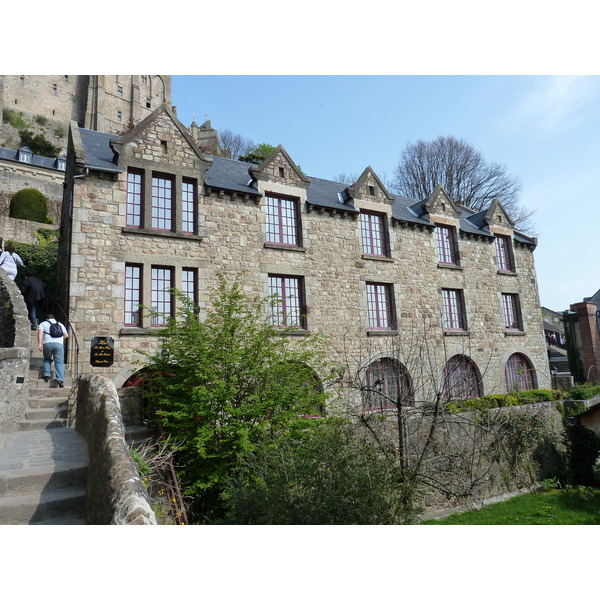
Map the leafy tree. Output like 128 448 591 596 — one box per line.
18 129 61 158
140 275 330 521
222 418 417 524
238 142 277 165
393 135 534 232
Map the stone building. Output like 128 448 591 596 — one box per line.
0 75 171 140
59 102 549 409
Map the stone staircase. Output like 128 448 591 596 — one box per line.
0 331 88 525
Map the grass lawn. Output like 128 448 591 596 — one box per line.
422 487 600 525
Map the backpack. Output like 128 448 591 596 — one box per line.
48 320 63 338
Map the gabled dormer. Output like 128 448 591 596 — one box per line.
345 167 395 206
18 146 33 164
248 145 310 190
421 185 461 219
110 103 212 174
482 198 515 233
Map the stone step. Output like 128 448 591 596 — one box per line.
25 407 68 421
15 419 68 431
29 386 71 397
27 397 68 410
125 425 152 448
0 463 88 496
0 487 86 525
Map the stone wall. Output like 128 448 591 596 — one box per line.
72 374 156 525
0 269 30 431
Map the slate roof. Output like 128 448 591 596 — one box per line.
0 146 66 171
76 126 536 247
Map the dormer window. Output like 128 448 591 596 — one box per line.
56 156 66 171
368 185 375 196
18 147 33 163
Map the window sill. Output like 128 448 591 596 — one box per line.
361 254 394 263
443 330 470 337
263 243 306 252
366 329 397 336
274 328 310 336
498 270 518 276
122 227 204 241
505 330 526 336
119 327 157 336
437 263 463 271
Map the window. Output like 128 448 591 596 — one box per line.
141 75 148 84
181 179 196 234
18 148 32 163
117 85 123 97
268 275 306 328
366 282 395 330
505 353 536 391
52 84 57 95
360 211 389 257
502 293 523 331
151 174 173 231
146 98 151 109
364 358 413 411
442 288 467 331
126 170 143 228
444 355 482 401
19 76 24 84
125 264 142 326
151 266 173 326
495 235 515 272
265 195 300 246
436 225 460 265
182 268 197 306
117 111 122 122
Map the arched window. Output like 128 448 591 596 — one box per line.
364 357 413 411
444 355 483 401
505 353 536 392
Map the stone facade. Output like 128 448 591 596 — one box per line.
0 75 171 139
60 103 549 409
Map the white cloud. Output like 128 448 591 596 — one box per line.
506 76 600 135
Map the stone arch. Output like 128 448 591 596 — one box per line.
364 356 414 411
443 354 483 401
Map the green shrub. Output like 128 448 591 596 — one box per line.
18 129 61 158
568 384 600 400
9 188 48 223
2 108 28 131
35 114 48 126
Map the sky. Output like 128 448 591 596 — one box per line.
170 75 600 313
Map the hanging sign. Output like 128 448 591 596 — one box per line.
90 336 114 367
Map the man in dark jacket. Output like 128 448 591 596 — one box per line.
22 272 46 330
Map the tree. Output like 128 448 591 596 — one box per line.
139 275 330 522
18 129 61 158
238 143 277 165
219 129 255 160
392 136 534 233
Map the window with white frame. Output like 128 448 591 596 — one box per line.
366 282 395 330
151 266 174 326
265 195 301 246
126 170 143 228
124 264 142 326
182 268 197 306
502 293 523 331
435 225 460 266
442 288 467 331
495 235 515 272
360 211 389 257
181 179 196 234
268 275 306 328
151 175 174 231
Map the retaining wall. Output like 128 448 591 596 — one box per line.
0 269 30 431
72 374 156 525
